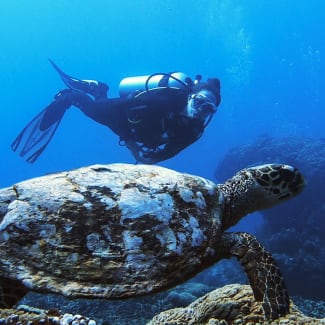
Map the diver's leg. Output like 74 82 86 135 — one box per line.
75 97 127 127
49 59 109 100
12 88 115 163
39 90 71 130
40 89 94 130
11 89 95 163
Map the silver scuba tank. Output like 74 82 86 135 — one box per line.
118 72 191 98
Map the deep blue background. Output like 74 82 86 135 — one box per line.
1 1 324 227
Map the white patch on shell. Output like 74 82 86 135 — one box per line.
167 216 207 251
15 174 83 211
123 231 143 252
119 187 174 224
0 200 32 231
189 216 206 247
176 232 187 254
179 189 207 210
68 192 86 203
154 216 206 254
123 231 152 269
179 188 194 202
193 191 206 209
99 196 116 210
155 225 177 252
196 176 217 195
83 202 93 210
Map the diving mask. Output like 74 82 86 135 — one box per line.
187 90 218 119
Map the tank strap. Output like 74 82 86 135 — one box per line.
158 73 173 87
157 72 194 92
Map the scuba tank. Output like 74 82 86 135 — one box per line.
118 72 193 98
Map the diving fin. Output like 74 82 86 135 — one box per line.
11 105 65 163
49 59 109 100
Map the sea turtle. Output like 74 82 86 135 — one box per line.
0 163 304 320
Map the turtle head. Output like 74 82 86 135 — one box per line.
248 163 304 202
219 163 304 230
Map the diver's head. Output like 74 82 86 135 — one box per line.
186 78 221 119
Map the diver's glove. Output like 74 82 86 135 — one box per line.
126 140 169 164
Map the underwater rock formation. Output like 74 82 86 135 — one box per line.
214 136 325 299
0 306 96 324
148 284 325 325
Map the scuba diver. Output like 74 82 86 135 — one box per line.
12 60 221 164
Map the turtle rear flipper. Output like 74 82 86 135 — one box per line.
220 232 290 320
0 278 29 308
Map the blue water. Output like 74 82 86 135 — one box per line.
1 0 324 187
0 0 324 321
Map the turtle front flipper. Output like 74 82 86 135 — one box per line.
0 278 29 308
219 232 289 320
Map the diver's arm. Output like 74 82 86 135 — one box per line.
126 139 194 164
146 138 199 164
126 130 201 164
141 117 205 163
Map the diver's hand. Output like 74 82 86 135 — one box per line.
126 140 162 164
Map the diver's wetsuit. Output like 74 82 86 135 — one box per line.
12 62 220 164
13 87 206 164
48 87 205 163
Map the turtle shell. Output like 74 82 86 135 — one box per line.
0 164 222 298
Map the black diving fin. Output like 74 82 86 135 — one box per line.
49 59 109 100
11 60 109 163
11 106 64 163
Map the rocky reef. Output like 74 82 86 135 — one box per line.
215 136 325 299
0 306 96 324
2 284 324 324
148 284 325 325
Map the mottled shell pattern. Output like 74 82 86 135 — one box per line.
0 164 224 298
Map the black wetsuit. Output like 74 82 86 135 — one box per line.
14 86 206 164
71 88 205 163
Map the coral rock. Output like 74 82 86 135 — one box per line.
148 284 325 325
